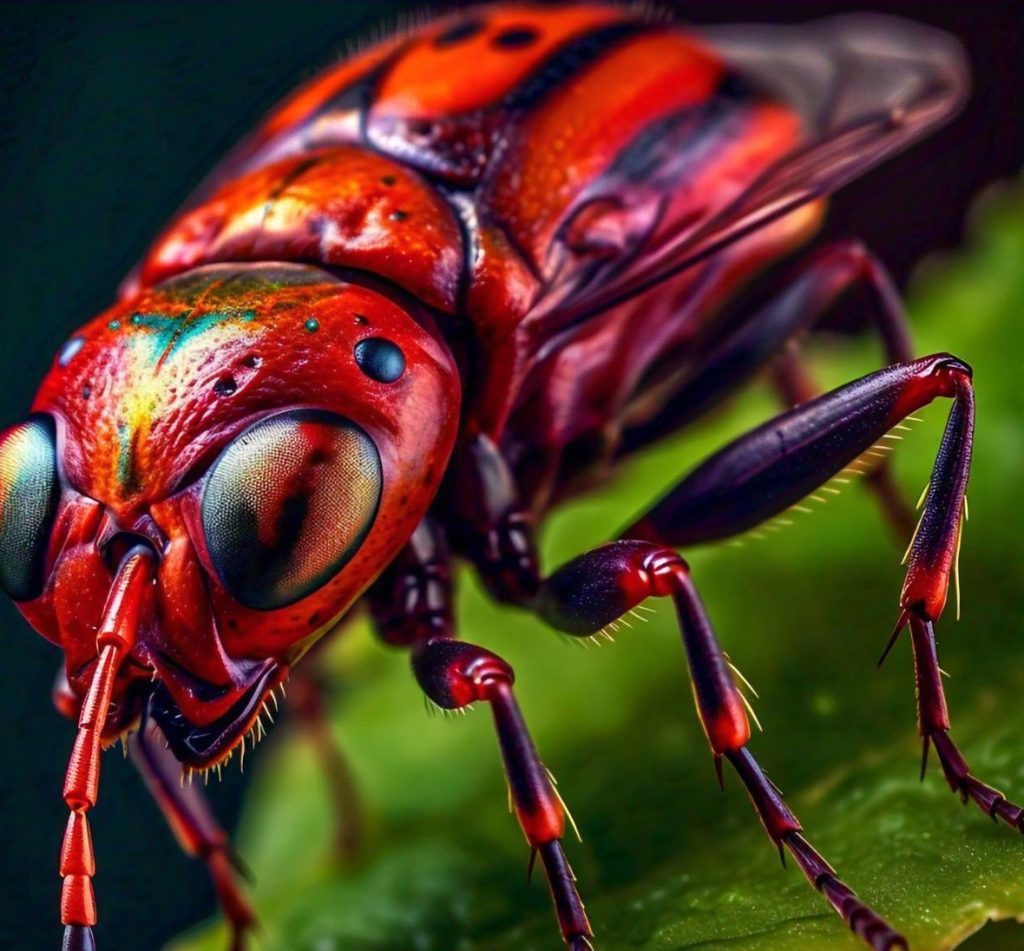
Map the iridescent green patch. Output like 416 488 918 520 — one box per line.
128 309 256 367
115 421 136 492
158 263 339 302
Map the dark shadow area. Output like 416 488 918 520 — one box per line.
961 919 1024 950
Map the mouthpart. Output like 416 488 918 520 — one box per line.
146 660 287 769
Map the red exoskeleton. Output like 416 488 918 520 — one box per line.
0 4 1009 949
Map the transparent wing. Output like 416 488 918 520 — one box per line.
531 15 968 325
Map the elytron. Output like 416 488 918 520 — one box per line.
1 4 1011 950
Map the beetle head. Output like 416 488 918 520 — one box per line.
1 262 460 767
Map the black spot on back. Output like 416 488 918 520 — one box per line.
435 18 487 48
493 26 541 50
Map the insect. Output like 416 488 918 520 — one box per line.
0 3 1010 949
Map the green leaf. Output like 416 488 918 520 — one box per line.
173 180 1024 951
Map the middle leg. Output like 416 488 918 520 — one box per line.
535 540 906 949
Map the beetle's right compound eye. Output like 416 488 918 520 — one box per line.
0 415 60 602
200 409 382 611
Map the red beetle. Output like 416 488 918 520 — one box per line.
0 4 1008 950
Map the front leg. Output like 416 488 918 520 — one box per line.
368 517 592 950
367 515 455 646
129 717 254 951
413 638 593 950
442 432 541 605
288 668 365 859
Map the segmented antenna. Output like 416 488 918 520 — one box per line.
60 546 155 951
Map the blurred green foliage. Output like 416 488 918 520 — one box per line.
175 181 1024 951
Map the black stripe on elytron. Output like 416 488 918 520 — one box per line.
501 20 655 113
434 17 487 48
548 72 757 261
265 155 322 202
539 71 766 332
309 12 692 137
314 18 657 154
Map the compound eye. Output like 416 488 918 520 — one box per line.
201 409 382 611
0 415 60 602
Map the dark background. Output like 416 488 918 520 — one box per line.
0 2 1019 949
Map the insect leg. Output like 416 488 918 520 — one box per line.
907 615 1023 828
412 638 594 951
621 241 913 452
624 353 969 551
772 242 915 539
619 240 916 535
773 345 914 541
625 353 1024 827
288 669 364 859
769 242 912 400
370 520 590 947
129 717 254 951
534 541 904 950
367 516 456 646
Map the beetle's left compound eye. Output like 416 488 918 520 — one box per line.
0 415 60 602
201 409 382 611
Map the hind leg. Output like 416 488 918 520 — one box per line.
772 344 915 541
907 617 1023 828
619 240 917 537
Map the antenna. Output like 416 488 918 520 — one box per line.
59 545 155 951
